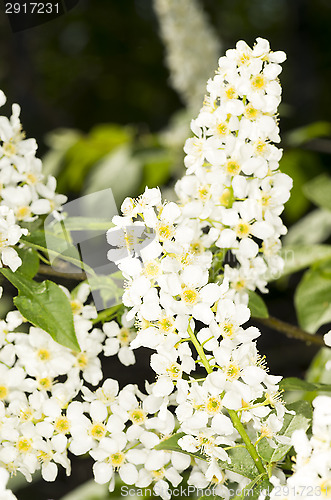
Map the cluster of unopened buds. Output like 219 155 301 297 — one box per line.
0 37 317 500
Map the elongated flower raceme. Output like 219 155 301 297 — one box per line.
175 37 292 300
153 0 221 111
103 38 293 498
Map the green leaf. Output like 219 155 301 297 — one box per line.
155 433 260 480
139 149 172 190
286 121 331 147
295 265 331 333
88 274 124 310
306 348 331 384
303 174 331 212
0 268 79 351
257 401 312 463
284 209 331 246
16 247 40 278
280 377 331 393
248 291 269 318
154 432 204 459
42 128 82 178
60 124 133 192
270 244 331 280
84 144 142 205
234 474 271 500
22 230 95 276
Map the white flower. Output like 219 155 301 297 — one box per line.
103 318 136 366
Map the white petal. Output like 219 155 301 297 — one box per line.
119 463 138 485
93 462 113 484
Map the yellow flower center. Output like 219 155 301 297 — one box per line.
244 104 260 120
17 438 32 454
251 75 266 90
166 363 182 380
36 348 51 362
236 222 250 237
190 241 203 254
71 300 83 315
109 452 125 468
158 316 175 333
234 279 246 291
182 288 199 305
225 86 237 99
216 122 229 136
260 425 274 439
90 423 106 440
261 194 271 207
118 328 130 346
144 261 160 279
37 450 53 463
16 206 31 220
26 173 38 185
54 416 70 434
152 468 165 479
192 137 204 152
226 160 241 176
3 142 16 157
255 140 267 155
129 408 146 425
198 186 210 201
76 352 88 369
225 363 241 380
157 224 173 241
20 408 34 422
222 322 235 338
206 396 222 415
239 53 250 65
198 434 214 451
0 386 8 400
38 377 53 390
219 188 232 208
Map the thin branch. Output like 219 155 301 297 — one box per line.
37 264 87 281
255 315 326 346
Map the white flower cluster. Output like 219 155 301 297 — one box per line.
0 38 296 500
0 90 66 271
153 0 221 111
0 284 137 483
100 37 293 499
175 38 292 298
0 468 17 500
267 396 331 500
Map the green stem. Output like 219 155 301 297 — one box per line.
187 323 266 476
92 304 122 325
255 315 325 346
187 324 212 374
227 409 265 475
38 264 87 281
